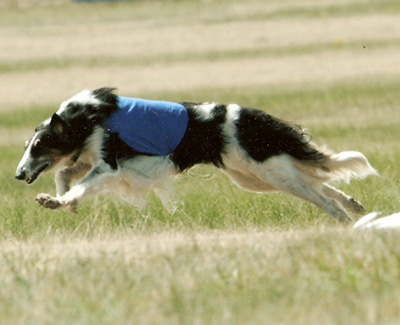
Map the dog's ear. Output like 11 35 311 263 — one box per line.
50 113 67 134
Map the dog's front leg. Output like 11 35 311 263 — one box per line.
37 163 113 211
36 193 63 210
55 162 92 197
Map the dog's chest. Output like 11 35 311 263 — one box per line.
103 97 188 156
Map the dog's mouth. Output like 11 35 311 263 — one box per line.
26 163 50 184
26 176 36 185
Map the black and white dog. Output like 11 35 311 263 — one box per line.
15 87 377 222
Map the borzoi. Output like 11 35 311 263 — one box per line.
15 87 377 222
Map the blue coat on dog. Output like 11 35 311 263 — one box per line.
104 97 189 156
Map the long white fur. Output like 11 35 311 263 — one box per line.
324 151 378 182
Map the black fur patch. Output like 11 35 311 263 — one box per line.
171 104 227 172
54 88 119 158
32 114 78 157
93 87 118 106
102 132 143 170
61 89 118 127
30 131 64 158
235 108 327 163
57 106 99 157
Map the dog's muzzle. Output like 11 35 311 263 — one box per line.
15 162 50 184
15 167 37 184
15 168 26 181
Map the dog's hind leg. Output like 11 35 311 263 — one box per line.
223 168 277 193
238 155 352 222
154 185 178 215
322 183 366 215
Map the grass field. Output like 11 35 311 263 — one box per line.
1 0 400 324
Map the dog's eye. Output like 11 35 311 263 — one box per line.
33 138 41 147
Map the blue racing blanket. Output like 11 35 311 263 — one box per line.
104 97 189 156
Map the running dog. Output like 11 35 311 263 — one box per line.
15 87 377 222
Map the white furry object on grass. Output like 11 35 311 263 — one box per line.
353 212 400 230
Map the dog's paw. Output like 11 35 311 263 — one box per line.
349 197 367 215
36 193 62 210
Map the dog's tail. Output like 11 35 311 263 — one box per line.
321 151 378 182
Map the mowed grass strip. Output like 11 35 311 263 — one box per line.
3 38 400 74
2 0 400 26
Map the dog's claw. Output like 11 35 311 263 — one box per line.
349 197 367 215
36 193 62 210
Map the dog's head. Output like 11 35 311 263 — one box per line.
15 87 119 184
15 113 72 184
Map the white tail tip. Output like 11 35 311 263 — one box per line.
327 151 378 183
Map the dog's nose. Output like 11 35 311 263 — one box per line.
15 169 26 181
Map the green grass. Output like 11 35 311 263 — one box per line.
2 0 400 324
3 78 400 324
4 80 400 323
1 230 400 324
